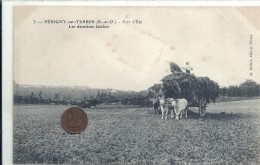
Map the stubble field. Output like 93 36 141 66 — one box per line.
14 99 260 164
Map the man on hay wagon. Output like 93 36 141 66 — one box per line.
182 62 193 74
169 61 193 74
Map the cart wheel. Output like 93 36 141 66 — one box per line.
199 97 207 117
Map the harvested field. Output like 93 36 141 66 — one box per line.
14 99 260 164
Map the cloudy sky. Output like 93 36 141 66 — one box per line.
14 6 260 91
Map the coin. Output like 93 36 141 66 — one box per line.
61 107 88 134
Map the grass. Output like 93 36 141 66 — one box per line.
13 99 260 164
216 96 260 103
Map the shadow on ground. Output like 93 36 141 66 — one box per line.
187 109 250 120
148 108 250 120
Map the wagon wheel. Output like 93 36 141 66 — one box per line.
199 97 207 117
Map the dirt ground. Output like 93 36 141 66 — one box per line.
13 99 260 164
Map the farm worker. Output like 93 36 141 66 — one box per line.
183 62 193 74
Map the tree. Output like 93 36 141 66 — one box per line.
38 90 43 98
148 84 163 98
239 80 260 97
54 93 60 104
227 85 241 97
220 87 228 96
54 93 60 99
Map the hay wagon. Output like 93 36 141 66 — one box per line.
185 93 208 117
161 71 219 117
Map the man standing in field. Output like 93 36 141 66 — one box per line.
183 62 193 74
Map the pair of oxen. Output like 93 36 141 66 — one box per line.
153 97 188 120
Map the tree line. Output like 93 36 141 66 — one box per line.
219 80 260 97
13 82 150 106
13 79 260 106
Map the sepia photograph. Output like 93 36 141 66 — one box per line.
11 5 260 164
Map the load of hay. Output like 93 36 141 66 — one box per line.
161 62 219 105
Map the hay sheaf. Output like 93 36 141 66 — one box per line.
161 72 219 104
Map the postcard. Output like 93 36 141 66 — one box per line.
4 4 260 164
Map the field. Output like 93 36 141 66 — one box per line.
14 99 260 164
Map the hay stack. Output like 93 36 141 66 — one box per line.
169 62 183 73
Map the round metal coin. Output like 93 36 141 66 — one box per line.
61 107 88 134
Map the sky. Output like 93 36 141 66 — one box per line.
14 7 260 91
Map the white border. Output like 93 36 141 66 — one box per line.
2 1 260 165
3 1 260 6
3 2 14 165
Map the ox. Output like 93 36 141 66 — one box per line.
172 98 188 120
159 97 175 120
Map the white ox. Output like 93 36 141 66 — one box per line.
159 98 175 120
172 98 188 120
159 98 188 120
